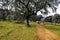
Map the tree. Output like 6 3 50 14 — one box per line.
0 0 57 26
14 0 56 26
54 14 60 24
44 16 53 24
0 9 9 20
30 15 43 22
45 16 52 22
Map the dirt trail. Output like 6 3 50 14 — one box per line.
35 24 60 40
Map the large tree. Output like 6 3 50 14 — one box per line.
0 0 58 26
14 0 56 26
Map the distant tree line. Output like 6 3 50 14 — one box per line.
29 14 60 24
0 9 25 22
0 9 60 24
44 14 60 24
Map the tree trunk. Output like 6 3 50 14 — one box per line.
26 17 30 27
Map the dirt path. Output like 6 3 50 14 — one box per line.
35 24 60 40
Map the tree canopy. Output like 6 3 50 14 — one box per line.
0 0 59 26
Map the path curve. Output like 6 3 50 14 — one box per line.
35 24 60 40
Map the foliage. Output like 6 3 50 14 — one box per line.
29 15 43 22
44 16 53 22
44 14 60 24
0 0 58 26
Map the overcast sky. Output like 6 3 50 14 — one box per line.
37 3 60 17
37 0 60 17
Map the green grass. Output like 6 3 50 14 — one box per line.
44 22 60 36
0 21 60 40
0 21 36 40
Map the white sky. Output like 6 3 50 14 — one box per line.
37 4 60 17
56 4 60 14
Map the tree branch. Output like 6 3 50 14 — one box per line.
19 0 26 6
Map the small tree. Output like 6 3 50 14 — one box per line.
54 14 60 25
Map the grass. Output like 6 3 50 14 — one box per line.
43 22 60 36
0 21 36 40
0 21 60 40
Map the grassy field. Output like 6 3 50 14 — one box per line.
0 21 36 40
43 22 60 36
0 21 60 40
